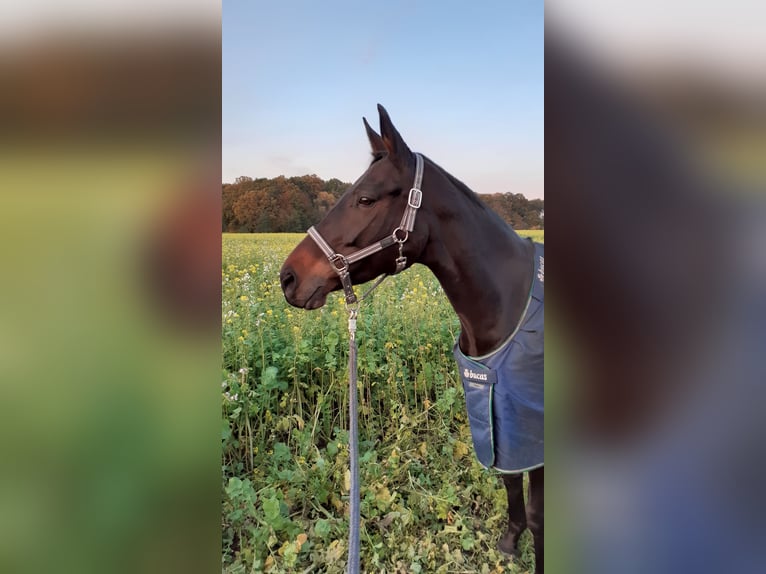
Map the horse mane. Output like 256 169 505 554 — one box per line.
424 155 488 210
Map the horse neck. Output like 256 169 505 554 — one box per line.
418 161 535 357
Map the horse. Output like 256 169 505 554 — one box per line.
280 104 544 571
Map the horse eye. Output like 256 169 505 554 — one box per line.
358 196 375 207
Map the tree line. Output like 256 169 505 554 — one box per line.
222 175 543 232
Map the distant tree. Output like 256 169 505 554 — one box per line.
222 175 541 232
314 191 337 219
222 184 246 231
222 177 270 231
324 178 348 198
478 192 544 230
233 190 274 232
270 177 310 231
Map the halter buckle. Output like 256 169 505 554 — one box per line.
408 188 422 209
393 227 408 244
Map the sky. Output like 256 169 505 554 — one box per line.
223 1 543 198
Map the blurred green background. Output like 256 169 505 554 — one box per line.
0 146 221 574
0 13 221 573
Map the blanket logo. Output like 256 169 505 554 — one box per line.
463 368 488 382
537 255 544 283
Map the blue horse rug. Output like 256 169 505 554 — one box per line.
453 242 544 473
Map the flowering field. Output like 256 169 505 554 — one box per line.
222 231 543 574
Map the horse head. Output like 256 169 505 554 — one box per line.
280 105 429 309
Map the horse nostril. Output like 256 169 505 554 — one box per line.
280 267 296 293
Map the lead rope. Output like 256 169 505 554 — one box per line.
346 306 360 574
344 272 391 574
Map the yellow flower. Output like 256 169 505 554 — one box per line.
239 295 248 302
266 309 273 315
241 329 248 336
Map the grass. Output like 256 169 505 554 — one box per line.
222 231 543 573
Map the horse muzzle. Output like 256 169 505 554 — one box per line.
279 255 338 310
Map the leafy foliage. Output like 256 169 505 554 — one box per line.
222 175 348 233
480 193 544 230
222 232 543 573
222 176 544 232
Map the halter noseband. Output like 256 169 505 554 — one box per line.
307 152 424 306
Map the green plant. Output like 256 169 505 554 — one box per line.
222 232 543 573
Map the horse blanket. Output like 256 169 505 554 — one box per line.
453 242 544 473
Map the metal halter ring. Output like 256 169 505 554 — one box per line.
393 227 408 243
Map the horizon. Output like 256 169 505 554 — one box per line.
223 1 543 199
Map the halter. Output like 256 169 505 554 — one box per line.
307 152 424 306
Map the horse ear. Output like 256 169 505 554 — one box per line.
377 104 412 166
363 117 386 154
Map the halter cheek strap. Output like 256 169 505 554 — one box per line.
307 152 424 306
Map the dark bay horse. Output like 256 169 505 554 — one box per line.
280 104 544 571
